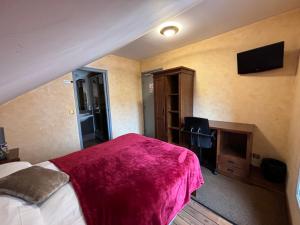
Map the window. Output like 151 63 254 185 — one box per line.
297 169 300 208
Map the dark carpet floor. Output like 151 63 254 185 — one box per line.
196 167 289 225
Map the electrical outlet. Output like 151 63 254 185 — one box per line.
251 153 262 167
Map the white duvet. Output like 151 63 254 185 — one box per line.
0 161 86 225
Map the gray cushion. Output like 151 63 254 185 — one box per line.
0 166 69 204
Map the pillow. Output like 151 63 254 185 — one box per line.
0 166 69 204
0 161 32 178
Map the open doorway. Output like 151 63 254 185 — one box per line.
73 68 112 149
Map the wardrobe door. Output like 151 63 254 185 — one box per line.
154 76 167 141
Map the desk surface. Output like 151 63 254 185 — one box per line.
209 120 255 133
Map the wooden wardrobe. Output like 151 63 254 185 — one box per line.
153 67 195 144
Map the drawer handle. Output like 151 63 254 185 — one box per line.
227 160 235 164
227 168 234 173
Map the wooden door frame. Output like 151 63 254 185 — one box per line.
141 68 162 137
72 67 112 149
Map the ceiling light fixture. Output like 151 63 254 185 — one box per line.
160 25 179 37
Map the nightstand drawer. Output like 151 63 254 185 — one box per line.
0 158 20 164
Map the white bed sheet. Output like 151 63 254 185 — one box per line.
1 161 176 225
36 161 86 225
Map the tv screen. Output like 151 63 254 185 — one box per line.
237 41 284 74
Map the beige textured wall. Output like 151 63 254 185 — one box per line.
141 9 300 164
287 57 300 225
0 74 80 163
0 55 142 163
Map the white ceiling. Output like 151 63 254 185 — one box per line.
114 0 300 60
0 0 201 104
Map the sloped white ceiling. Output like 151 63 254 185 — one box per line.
114 0 300 60
0 0 200 104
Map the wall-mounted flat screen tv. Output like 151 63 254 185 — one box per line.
237 41 284 74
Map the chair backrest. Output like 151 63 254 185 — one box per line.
184 117 212 149
184 117 210 134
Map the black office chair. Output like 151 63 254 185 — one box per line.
183 117 217 174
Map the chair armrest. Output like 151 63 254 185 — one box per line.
181 129 214 138
197 132 213 138
210 130 216 140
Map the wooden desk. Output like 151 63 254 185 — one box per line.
186 121 283 191
209 120 254 179
180 120 254 179
209 120 254 133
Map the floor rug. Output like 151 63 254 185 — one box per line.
196 167 288 225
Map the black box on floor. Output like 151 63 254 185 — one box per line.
261 158 286 183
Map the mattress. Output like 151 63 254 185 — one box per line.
50 133 203 225
36 160 193 225
36 161 86 225
0 134 203 225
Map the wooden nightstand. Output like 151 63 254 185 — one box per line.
0 148 20 165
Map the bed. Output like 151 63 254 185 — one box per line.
0 133 203 225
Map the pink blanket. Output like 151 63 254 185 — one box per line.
51 133 204 225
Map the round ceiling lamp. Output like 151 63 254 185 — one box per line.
160 25 179 37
